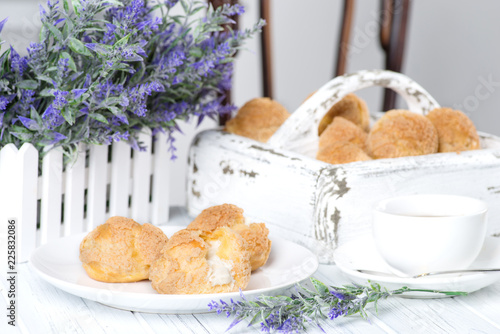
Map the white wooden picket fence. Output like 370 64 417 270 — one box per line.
0 129 170 263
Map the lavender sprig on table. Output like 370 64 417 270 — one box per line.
208 278 467 333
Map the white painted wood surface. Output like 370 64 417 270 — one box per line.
2 208 500 334
131 129 153 224
64 143 86 237
151 132 170 226
109 141 131 217
87 145 109 231
40 148 63 245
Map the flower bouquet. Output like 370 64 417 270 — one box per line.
0 0 263 163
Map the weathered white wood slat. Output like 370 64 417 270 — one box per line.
138 313 217 334
131 129 152 223
87 145 109 230
18 265 146 334
455 275 500 329
151 132 170 225
17 144 39 262
109 141 132 217
0 145 21 269
63 143 86 237
40 148 63 245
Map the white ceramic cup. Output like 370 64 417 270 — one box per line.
372 194 488 276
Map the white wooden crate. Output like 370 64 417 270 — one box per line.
0 130 170 263
186 70 500 263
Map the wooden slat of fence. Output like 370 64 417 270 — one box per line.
131 130 152 223
40 148 63 245
63 143 86 236
0 145 21 267
18 144 39 261
87 145 108 230
151 132 170 226
109 141 131 217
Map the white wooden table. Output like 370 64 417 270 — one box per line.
2 207 500 334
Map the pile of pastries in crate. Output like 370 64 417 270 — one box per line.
225 94 480 164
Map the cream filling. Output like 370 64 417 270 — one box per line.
244 217 252 226
206 240 234 286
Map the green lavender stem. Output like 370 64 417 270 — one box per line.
208 278 467 333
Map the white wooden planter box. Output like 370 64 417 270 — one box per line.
0 129 170 263
186 70 500 263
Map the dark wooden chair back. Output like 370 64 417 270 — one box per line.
209 0 411 124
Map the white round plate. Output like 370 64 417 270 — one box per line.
334 235 500 298
30 226 319 313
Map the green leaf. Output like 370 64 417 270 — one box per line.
68 38 91 56
39 88 54 97
115 34 131 48
107 106 124 116
102 0 124 6
311 278 329 296
44 22 63 41
11 132 34 141
180 0 189 14
30 106 43 125
61 107 76 125
60 52 77 72
36 75 55 85
89 113 108 124
16 80 39 90
189 47 203 58
73 0 81 16
63 0 70 12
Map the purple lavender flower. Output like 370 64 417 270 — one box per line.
127 81 164 117
103 23 117 44
328 302 349 320
53 90 69 109
223 4 245 16
164 0 179 9
0 18 8 34
18 116 40 131
48 131 67 144
42 104 65 130
10 47 28 77
72 89 87 99
10 90 35 116
57 58 69 78
0 96 10 110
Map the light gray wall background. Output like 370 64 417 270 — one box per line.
2 0 500 206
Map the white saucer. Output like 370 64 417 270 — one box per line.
30 225 319 313
334 235 500 298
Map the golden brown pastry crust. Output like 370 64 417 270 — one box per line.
231 223 272 271
426 108 480 152
316 141 372 164
367 109 438 159
187 204 271 271
225 97 290 143
317 93 370 135
149 227 251 294
319 116 368 152
79 216 168 283
188 204 245 231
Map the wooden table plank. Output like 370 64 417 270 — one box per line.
453 280 500 330
315 265 500 334
18 265 146 334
